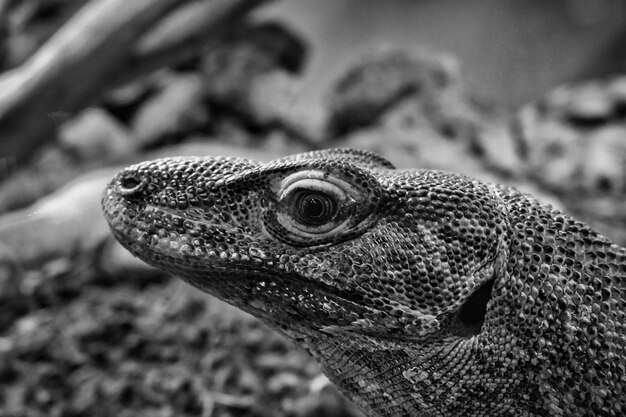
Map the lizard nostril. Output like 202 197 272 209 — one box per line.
118 174 144 195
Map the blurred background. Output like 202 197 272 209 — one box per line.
0 0 625 416
266 0 626 108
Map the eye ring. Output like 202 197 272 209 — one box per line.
264 168 383 247
275 175 356 236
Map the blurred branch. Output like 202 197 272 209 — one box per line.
0 0 274 164
132 0 272 79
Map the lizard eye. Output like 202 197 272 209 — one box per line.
277 178 354 235
262 167 383 247
267 170 365 243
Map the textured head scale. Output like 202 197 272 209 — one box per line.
103 148 507 344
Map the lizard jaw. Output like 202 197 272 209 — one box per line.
103 186 384 332
104 193 444 342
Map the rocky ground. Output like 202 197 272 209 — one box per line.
0 1 625 416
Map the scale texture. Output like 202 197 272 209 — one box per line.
102 148 626 416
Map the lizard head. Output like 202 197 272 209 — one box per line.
103 148 509 348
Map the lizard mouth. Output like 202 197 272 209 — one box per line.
102 189 377 329
123 231 376 329
103 182 446 340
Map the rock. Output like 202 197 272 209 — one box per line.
609 77 626 103
0 147 79 214
60 107 135 162
0 108 134 215
515 76 626 194
564 84 614 124
338 97 489 177
326 48 461 136
0 168 118 269
326 47 524 175
131 72 208 149
201 21 310 130
515 76 626 245
102 77 158 124
475 120 524 177
583 126 626 192
98 238 162 284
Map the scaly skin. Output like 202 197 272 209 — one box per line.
102 148 626 416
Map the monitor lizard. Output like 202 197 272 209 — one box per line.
102 148 625 416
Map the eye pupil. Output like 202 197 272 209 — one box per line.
302 196 325 218
296 192 335 224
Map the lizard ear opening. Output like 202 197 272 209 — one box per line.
452 278 495 337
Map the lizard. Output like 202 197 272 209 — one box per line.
102 147 626 416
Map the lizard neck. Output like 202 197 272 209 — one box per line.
290 331 537 417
